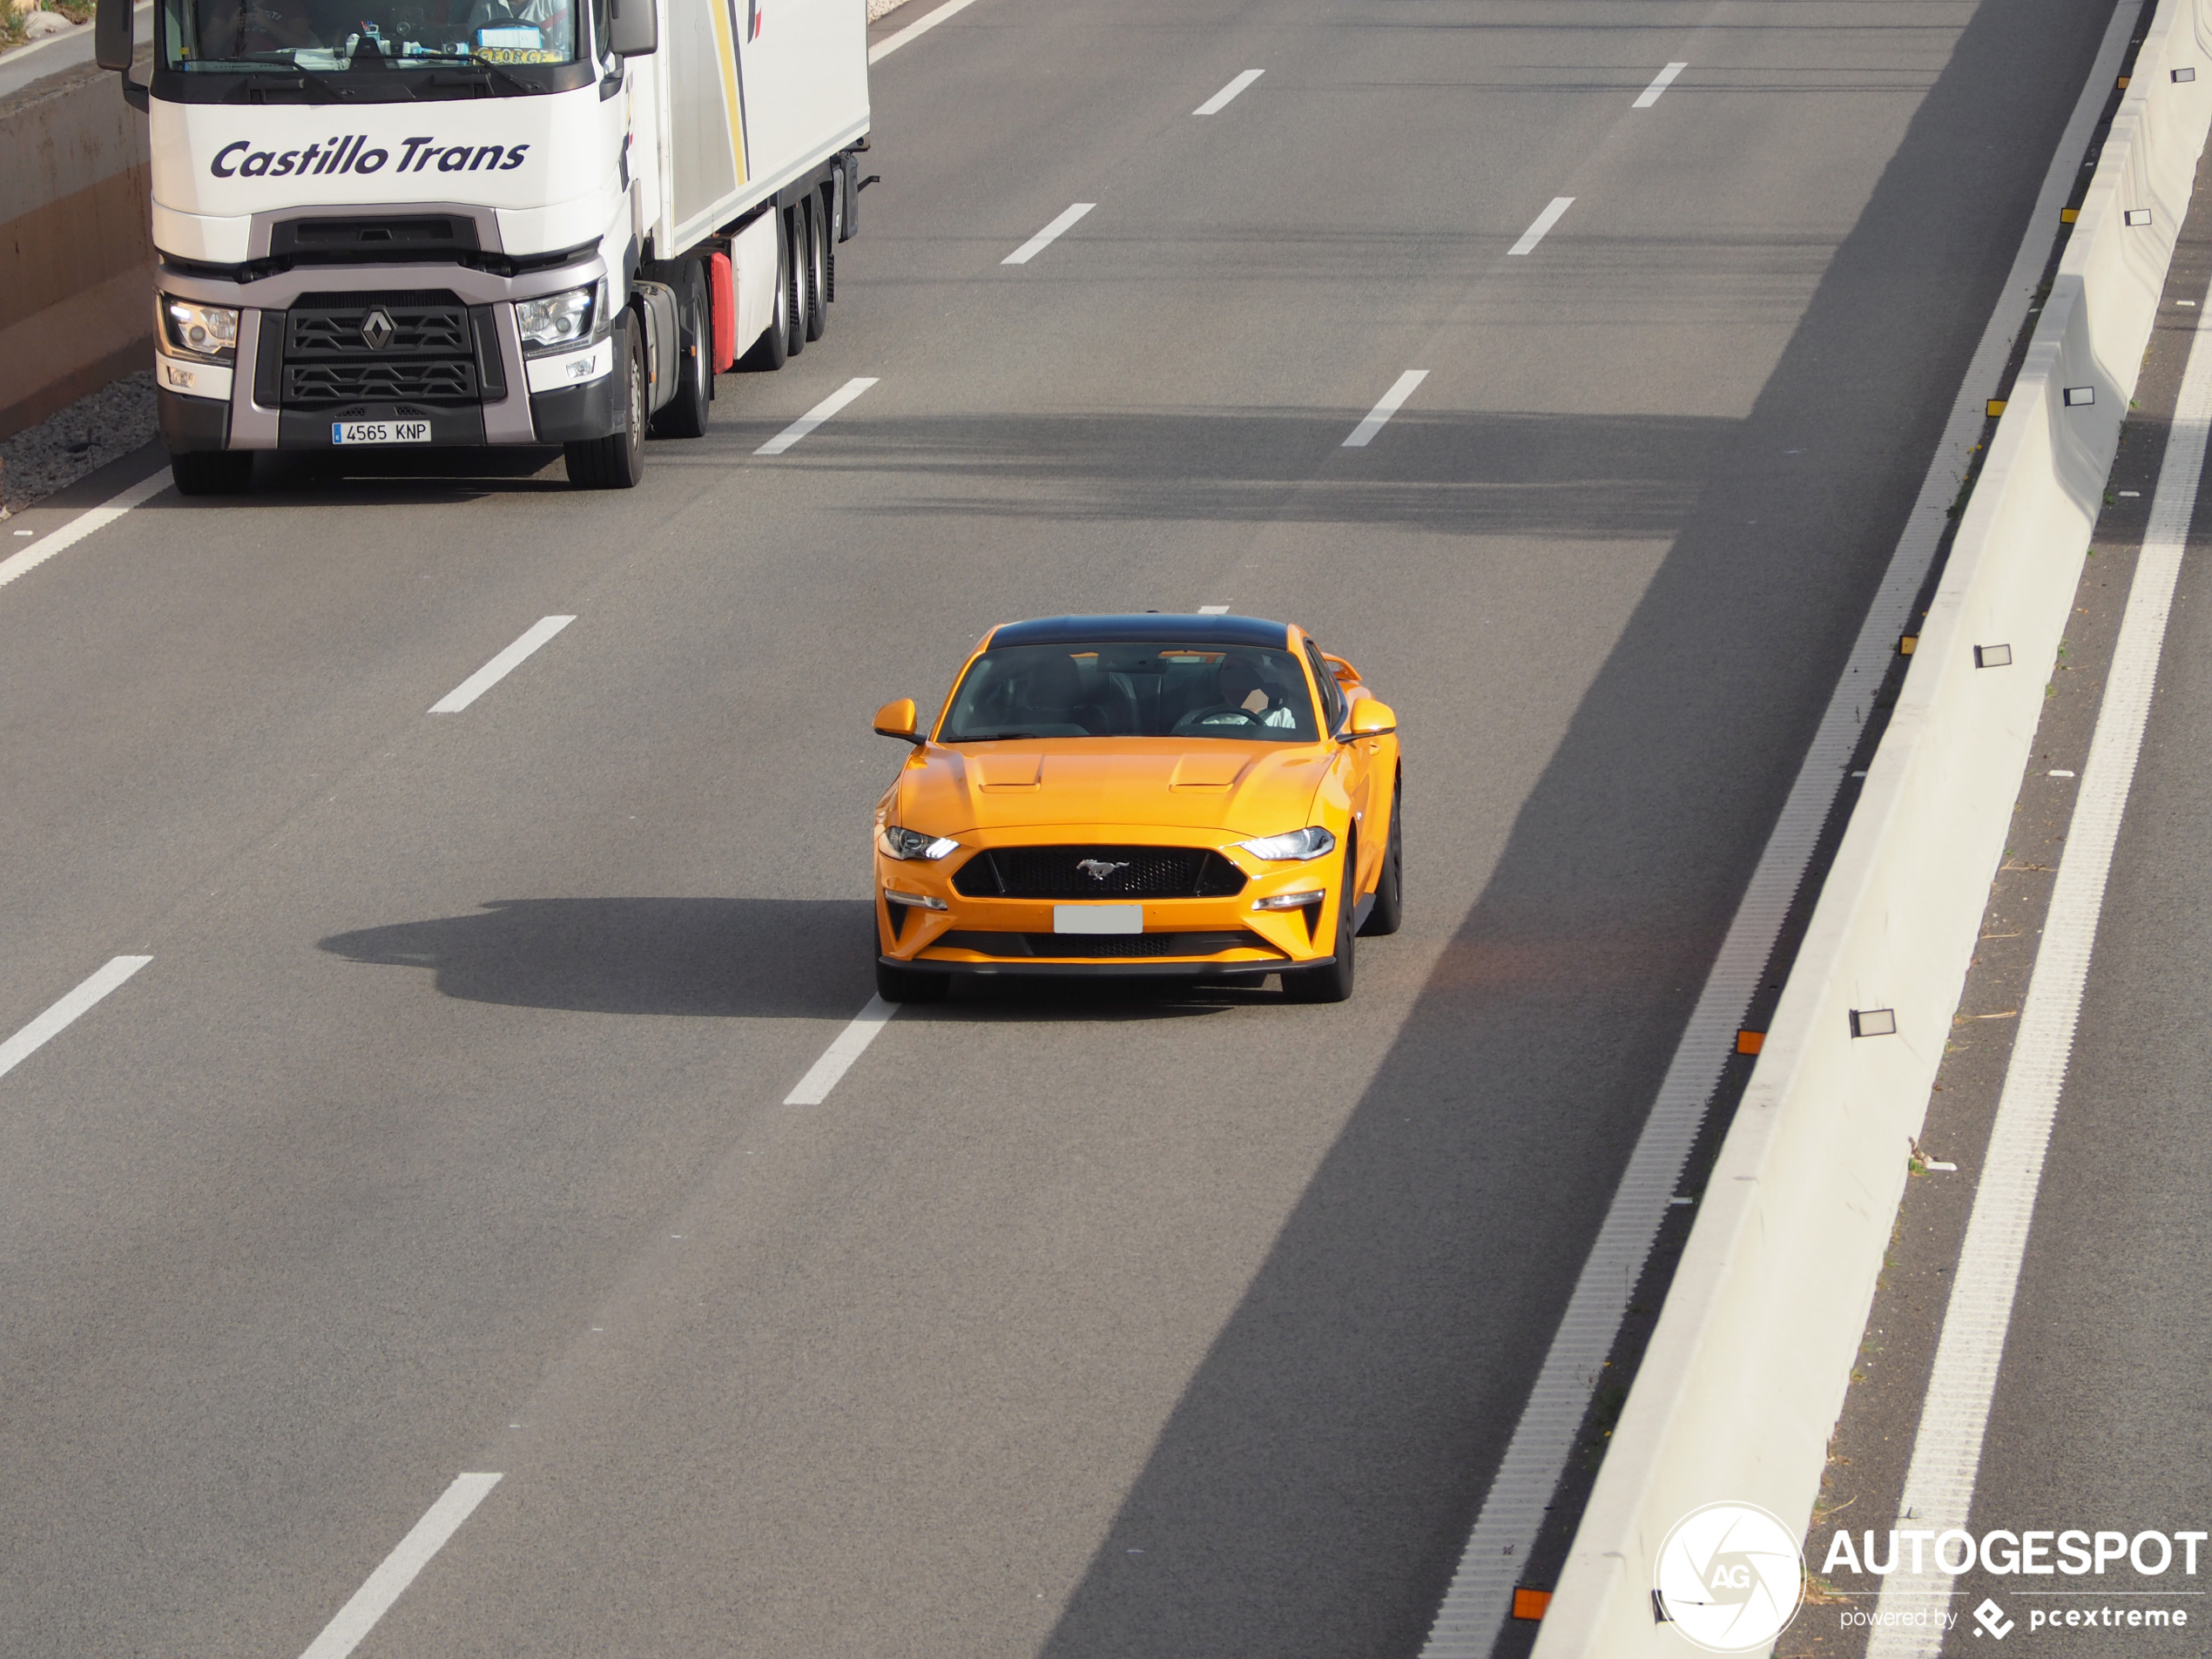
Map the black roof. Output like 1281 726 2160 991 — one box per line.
986 614 1291 649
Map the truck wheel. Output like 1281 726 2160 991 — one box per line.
563 320 646 489
649 260 711 440
737 212 791 371
801 194 827 343
170 451 253 496
782 204 806 358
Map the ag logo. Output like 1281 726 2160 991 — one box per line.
1653 1501 1804 1652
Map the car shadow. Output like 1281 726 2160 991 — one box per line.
317 897 876 1021
318 896 1259 1023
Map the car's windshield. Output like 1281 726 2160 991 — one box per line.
940 641 1320 744
163 0 582 71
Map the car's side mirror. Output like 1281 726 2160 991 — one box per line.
608 0 657 57
1347 698 1397 738
873 698 924 744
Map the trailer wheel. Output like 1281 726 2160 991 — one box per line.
801 194 827 343
170 451 253 496
650 260 711 440
564 319 646 489
782 204 806 359
737 211 791 371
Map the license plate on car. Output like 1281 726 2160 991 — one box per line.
1054 905 1143 935
331 420 432 446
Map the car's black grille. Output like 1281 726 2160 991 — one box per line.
931 930 1272 960
280 290 479 408
952 846 1247 900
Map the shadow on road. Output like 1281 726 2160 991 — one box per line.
318 897 873 1021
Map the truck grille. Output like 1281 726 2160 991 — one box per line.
952 846 1247 900
280 290 481 408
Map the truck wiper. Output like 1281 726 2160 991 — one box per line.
425 57 542 95
235 68 391 101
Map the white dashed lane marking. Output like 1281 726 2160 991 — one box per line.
0 955 152 1086
428 616 575 714
754 377 880 455
1343 370 1428 448
1002 204 1096 266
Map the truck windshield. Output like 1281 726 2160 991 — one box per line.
162 0 583 72
940 643 1320 744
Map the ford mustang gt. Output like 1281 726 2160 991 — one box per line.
868 614 1401 1003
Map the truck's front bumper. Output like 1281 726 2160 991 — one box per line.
155 253 613 453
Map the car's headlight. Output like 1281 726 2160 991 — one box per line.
881 827 960 861
160 297 239 362
1252 889 1325 910
516 280 600 353
1235 826 1337 861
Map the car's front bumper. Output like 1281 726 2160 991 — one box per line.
874 833 1340 975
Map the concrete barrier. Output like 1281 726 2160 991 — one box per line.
1530 2 2212 1652
0 47 153 439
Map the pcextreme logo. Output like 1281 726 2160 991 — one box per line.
1654 1502 1806 1652
208 134 531 179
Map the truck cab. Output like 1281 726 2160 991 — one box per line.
97 0 868 491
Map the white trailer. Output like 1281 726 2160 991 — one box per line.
94 0 871 491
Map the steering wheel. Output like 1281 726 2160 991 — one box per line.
1171 704 1264 734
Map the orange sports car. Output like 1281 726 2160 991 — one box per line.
868 614 1401 1002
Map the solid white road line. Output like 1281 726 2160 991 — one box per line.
1342 370 1428 448
1633 61 1687 108
1863 275 2212 1659
1507 197 1575 257
1002 203 1096 266
1198 604 1231 614
0 469 170 595
1418 5 2140 1654
297 1474 502 1659
1194 69 1263 115
428 616 575 714
754 376 880 455
785 995 896 1105
0 955 152 1085
867 0 983 64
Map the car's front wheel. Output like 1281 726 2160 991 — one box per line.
876 955 949 1004
1359 770 1403 937
1281 835 1355 1003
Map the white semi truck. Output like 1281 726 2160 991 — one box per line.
93 0 871 492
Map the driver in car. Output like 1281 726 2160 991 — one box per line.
1210 657 1299 730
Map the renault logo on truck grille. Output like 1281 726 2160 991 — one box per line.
361 308 395 350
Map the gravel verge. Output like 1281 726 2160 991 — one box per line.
0 370 158 516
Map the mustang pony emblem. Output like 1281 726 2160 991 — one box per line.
1076 859 1131 881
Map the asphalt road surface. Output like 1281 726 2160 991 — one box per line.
0 0 2124 1654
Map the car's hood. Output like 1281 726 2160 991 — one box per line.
897 739 1332 838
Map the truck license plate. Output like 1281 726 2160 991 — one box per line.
332 420 431 446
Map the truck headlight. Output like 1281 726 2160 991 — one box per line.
516 281 600 353
159 297 239 363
